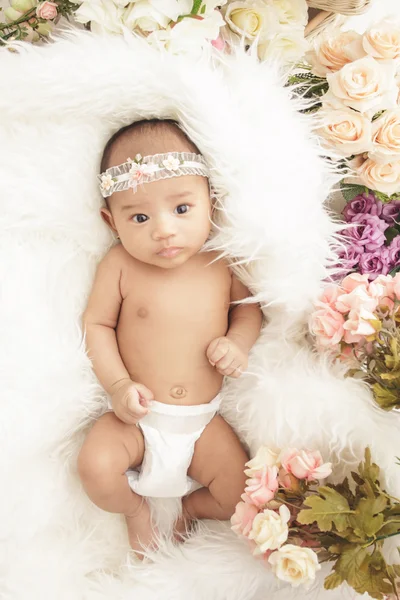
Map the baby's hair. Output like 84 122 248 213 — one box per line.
100 118 200 175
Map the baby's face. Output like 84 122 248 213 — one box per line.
103 174 212 269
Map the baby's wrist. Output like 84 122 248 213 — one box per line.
226 332 249 353
109 377 131 395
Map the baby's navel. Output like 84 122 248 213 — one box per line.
170 386 187 399
137 307 148 318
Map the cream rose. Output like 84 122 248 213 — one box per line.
268 544 320 588
248 505 290 554
323 56 397 117
123 0 170 33
318 108 372 157
74 0 124 34
306 31 363 77
224 1 268 41
358 157 400 196
370 108 400 163
363 20 400 62
258 25 309 64
244 446 280 477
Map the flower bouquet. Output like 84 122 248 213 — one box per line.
72 0 310 60
310 272 400 411
232 446 400 598
0 0 78 44
288 20 400 202
338 191 400 281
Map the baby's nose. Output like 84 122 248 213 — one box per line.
152 216 177 240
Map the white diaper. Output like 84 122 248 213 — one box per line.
126 396 221 498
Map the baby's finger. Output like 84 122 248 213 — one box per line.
136 384 154 407
207 338 229 365
214 351 235 371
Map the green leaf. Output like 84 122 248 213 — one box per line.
355 447 382 498
340 181 368 203
333 545 393 599
349 496 387 539
324 571 343 590
325 477 356 509
385 226 400 244
200 4 206 14
389 264 400 277
376 520 400 538
190 0 202 14
297 486 354 532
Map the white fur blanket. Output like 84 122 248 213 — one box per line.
1 30 399 600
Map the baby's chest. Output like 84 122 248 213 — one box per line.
121 265 231 326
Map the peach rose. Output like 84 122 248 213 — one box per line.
36 1 57 19
317 285 343 308
362 20 400 62
369 274 395 309
245 465 279 507
358 157 400 196
231 500 259 537
323 56 397 117
279 449 332 481
370 109 400 164
318 108 372 157
306 30 362 77
309 305 345 347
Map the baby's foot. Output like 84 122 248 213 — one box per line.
173 505 194 542
125 500 157 558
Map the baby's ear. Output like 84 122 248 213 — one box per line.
100 207 118 233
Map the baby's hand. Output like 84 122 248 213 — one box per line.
206 336 248 378
111 380 154 425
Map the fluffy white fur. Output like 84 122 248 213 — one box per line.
1 29 399 600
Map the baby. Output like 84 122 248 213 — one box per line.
78 119 263 555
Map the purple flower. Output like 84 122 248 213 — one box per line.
386 235 400 268
344 214 389 252
337 243 361 270
359 249 390 280
381 200 400 224
342 193 382 222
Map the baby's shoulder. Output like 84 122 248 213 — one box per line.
101 243 130 268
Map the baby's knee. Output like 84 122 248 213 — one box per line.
77 443 117 495
215 464 248 519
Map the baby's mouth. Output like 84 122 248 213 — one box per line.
157 247 183 258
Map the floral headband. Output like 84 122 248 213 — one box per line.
98 151 210 198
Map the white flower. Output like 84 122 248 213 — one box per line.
268 544 321 588
74 0 124 34
258 25 309 64
244 446 280 477
148 11 223 54
135 153 143 162
100 173 114 192
123 0 170 33
129 162 150 181
271 0 308 27
362 19 400 62
248 505 290 554
323 56 398 118
162 155 180 170
224 1 274 42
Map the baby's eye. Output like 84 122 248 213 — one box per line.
175 204 190 215
132 214 149 224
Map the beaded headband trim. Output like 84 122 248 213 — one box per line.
98 151 210 198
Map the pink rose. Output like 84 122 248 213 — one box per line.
231 500 259 538
369 274 396 308
36 1 58 20
336 285 378 314
316 285 343 309
280 449 332 481
393 273 400 300
309 305 345 347
343 307 378 343
244 466 279 508
278 467 300 491
211 36 225 51
341 273 369 293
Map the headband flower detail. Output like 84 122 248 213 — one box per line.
97 151 210 199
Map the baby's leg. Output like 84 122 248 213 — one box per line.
182 415 248 524
77 412 153 555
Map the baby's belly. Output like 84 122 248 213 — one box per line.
117 322 226 406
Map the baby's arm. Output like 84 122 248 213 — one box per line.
207 273 263 378
83 247 153 423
